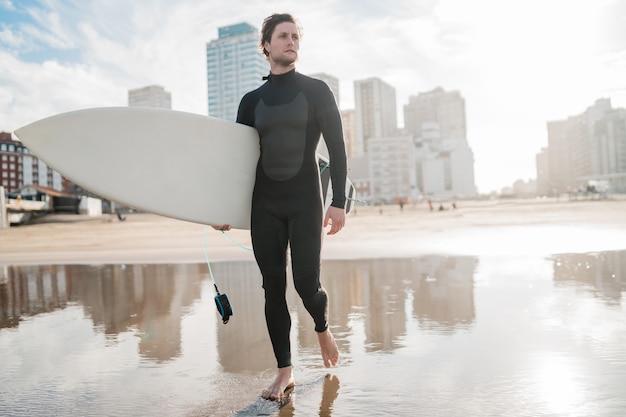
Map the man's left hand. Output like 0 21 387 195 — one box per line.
324 206 346 235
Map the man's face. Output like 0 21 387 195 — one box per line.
265 22 300 67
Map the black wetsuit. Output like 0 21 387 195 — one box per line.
237 69 347 368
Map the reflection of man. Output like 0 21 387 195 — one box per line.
319 374 340 414
213 13 348 400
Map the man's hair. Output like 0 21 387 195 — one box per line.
259 13 301 58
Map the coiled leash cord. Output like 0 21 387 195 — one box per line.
203 226 234 324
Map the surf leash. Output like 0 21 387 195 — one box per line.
219 230 253 252
203 226 233 324
320 160 329 174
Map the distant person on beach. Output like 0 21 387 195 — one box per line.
212 13 347 401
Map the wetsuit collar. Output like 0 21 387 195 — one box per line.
263 68 298 84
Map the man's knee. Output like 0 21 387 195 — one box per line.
292 265 320 297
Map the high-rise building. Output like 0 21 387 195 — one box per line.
401 87 476 197
354 77 397 156
368 135 417 202
538 98 626 194
128 85 171 109
404 87 466 141
341 109 357 158
206 22 268 121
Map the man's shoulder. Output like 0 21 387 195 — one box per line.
240 84 266 105
299 73 327 88
298 73 334 100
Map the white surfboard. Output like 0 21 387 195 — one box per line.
14 107 354 229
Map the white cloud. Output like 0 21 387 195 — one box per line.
0 25 25 49
0 0 15 11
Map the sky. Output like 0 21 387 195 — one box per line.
1 0 625 194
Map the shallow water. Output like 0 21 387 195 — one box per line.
1 252 625 417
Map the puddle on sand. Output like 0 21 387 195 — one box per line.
1 252 625 416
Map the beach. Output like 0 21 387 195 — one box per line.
2 197 626 265
2 197 626 417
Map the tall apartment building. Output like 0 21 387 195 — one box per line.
404 87 466 141
1 132 64 192
128 85 171 109
341 109 357 158
368 135 417 202
206 22 268 121
408 88 475 197
354 77 397 156
538 98 626 194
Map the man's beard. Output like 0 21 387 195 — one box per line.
271 53 297 67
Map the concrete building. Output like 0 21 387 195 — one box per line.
535 147 550 196
128 85 171 109
404 88 477 197
538 98 626 194
347 155 371 202
206 22 268 121
368 135 417 203
404 87 466 141
354 77 397 156
1 132 65 193
416 136 476 197
341 109 357 158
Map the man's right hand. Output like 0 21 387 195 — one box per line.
211 225 231 231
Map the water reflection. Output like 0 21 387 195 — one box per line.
1 264 204 362
551 251 626 303
1 257 478 363
1 251 625 416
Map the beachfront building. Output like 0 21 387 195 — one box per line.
404 87 466 142
341 109 358 158
405 88 477 198
0 132 65 193
349 84 477 202
537 98 626 195
354 77 397 156
368 135 418 203
206 22 268 121
128 85 172 109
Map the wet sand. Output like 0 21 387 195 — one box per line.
2 197 626 265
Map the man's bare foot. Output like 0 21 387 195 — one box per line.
262 366 295 401
317 329 339 368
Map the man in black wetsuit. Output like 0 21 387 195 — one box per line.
214 13 347 401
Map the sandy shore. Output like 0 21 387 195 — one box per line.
2 197 626 265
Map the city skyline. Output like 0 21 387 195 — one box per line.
1 0 624 193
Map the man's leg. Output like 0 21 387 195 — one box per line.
251 207 295 399
289 208 339 368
